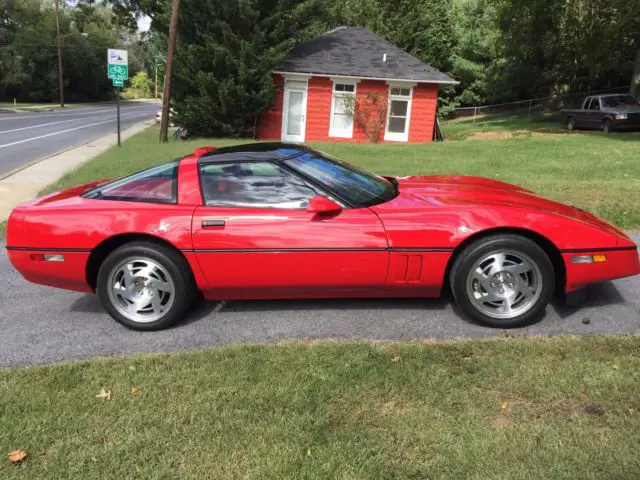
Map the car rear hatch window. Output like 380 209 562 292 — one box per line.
82 162 179 204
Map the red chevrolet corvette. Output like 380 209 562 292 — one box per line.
6 143 639 330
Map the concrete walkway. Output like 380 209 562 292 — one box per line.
0 120 153 220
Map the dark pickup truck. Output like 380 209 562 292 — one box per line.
560 94 640 133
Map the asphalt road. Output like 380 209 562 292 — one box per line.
0 102 159 176
1 235 638 368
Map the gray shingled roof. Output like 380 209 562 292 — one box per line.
275 27 456 84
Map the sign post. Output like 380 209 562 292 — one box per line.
116 86 121 147
108 49 128 147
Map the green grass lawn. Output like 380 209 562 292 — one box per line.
1 337 639 479
41 130 247 195
441 112 565 140
42 123 640 229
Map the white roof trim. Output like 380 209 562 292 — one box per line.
282 73 311 82
274 70 459 85
386 81 417 88
330 77 360 84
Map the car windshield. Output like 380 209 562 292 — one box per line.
283 150 397 207
600 95 640 108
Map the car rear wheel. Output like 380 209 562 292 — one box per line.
567 116 575 130
97 242 197 331
449 234 555 328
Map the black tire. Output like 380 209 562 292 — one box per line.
96 242 197 331
602 119 612 134
449 234 555 328
567 116 575 131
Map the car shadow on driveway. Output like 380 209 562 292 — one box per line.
69 293 452 315
66 281 628 330
176 294 454 328
69 294 107 313
552 282 625 319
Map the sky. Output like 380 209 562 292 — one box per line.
66 0 151 33
137 16 152 32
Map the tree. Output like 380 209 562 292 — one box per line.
123 71 153 98
632 48 640 97
491 0 640 102
448 0 499 106
0 0 129 103
158 0 332 136
328 0 455 73
86 0 640 125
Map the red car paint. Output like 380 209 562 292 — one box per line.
6 146 640 304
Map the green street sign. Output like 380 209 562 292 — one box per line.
108 64 129 81
112 79 124 87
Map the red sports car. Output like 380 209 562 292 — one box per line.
6 143 639 330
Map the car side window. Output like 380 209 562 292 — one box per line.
589 98 600 111
199 161 318 209
83 162 178 203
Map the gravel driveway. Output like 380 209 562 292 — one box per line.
1 236 639 368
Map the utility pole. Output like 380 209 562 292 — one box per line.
54 0 65 108
160 0 180 142
154 64 158 99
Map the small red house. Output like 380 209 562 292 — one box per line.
257 27 456 144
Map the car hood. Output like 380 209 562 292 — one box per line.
375 175 627 237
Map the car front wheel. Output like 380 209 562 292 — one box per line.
97 242 197 331
449 235 555 328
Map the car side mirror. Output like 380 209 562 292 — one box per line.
307 195 342 214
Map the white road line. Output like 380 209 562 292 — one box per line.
0 105 157 121
0 108 152 134
0 113 151 150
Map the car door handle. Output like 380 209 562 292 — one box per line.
201 219 225 228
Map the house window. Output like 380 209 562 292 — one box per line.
385 85 413 142
329 82 356 138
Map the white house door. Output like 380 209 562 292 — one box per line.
282 81 307 143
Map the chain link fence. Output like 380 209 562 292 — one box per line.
448 86 632 120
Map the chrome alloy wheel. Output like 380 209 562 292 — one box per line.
465 250 542 320
107 257 176 323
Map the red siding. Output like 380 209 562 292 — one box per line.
256 74 438 144
305 76 333 141
408 83 438 143
257 74 284 140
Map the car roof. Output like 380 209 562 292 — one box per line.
198 142 312 164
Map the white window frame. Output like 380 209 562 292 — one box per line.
329 79 358 138
384 83 415 142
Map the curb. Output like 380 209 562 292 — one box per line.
0 120 153 182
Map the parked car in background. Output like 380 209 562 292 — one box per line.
154 108 175 126
560 94 640 133
6 144 639 331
